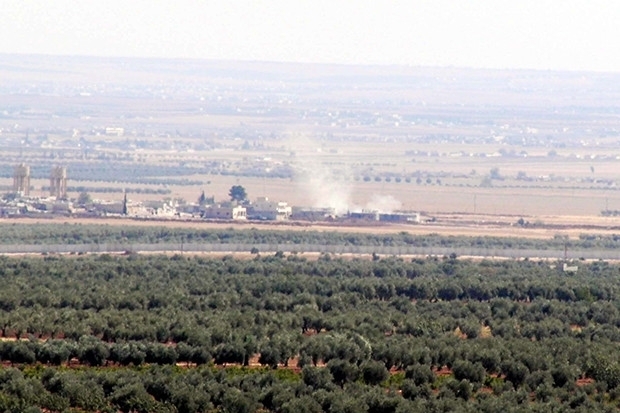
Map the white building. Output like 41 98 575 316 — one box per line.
105 127 125 137
248 197 292 220
202 204 247 220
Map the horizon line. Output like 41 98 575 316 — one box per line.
1 52 618 76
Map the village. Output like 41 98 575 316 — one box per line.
0 163 422 225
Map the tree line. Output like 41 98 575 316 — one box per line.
2 223 620 252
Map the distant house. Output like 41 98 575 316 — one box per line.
142 200 177 217
50 200 73 214
291 206 336 221
177 203 202 215
379 212 420 223
202 204 247 220
348 211 420 223
562 263 578 273
91 200 126 215
247 197 291 220
349 210 380 221
105 127 124 137
0 204 22 217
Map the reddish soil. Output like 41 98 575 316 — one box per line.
576 377 595 387
434 366 453 377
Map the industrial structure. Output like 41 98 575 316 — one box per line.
49 166 68 199
12 163 30 196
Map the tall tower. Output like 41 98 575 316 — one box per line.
13 163 30 196
50 166 67 199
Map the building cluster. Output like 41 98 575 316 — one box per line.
190 199 419 223
179 196 292 221
2 163 421 224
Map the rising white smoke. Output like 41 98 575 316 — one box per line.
295 153 352 214
364 194 402 213
289 133 402 215
288 133 352 214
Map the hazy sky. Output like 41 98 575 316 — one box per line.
2 0 620 72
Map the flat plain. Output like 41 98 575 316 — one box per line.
1 55 620 232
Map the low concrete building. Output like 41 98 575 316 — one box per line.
0 204 22 217
349 210 380 221
91 200 126 215
143 200 178 217
105 127 125 137
50 200 73 214
562 263 578 273
379 212 420 223
248 197 291 220
29 198 73 214
291 206 337 221
202 204 247 220
177 203 202 215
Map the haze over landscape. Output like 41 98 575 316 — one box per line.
2 2 620 224
4 3 620 413
2 1 620 72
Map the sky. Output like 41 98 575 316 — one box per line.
2 0 620 72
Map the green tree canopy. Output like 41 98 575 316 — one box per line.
228 185 247 203
77 192 92 206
